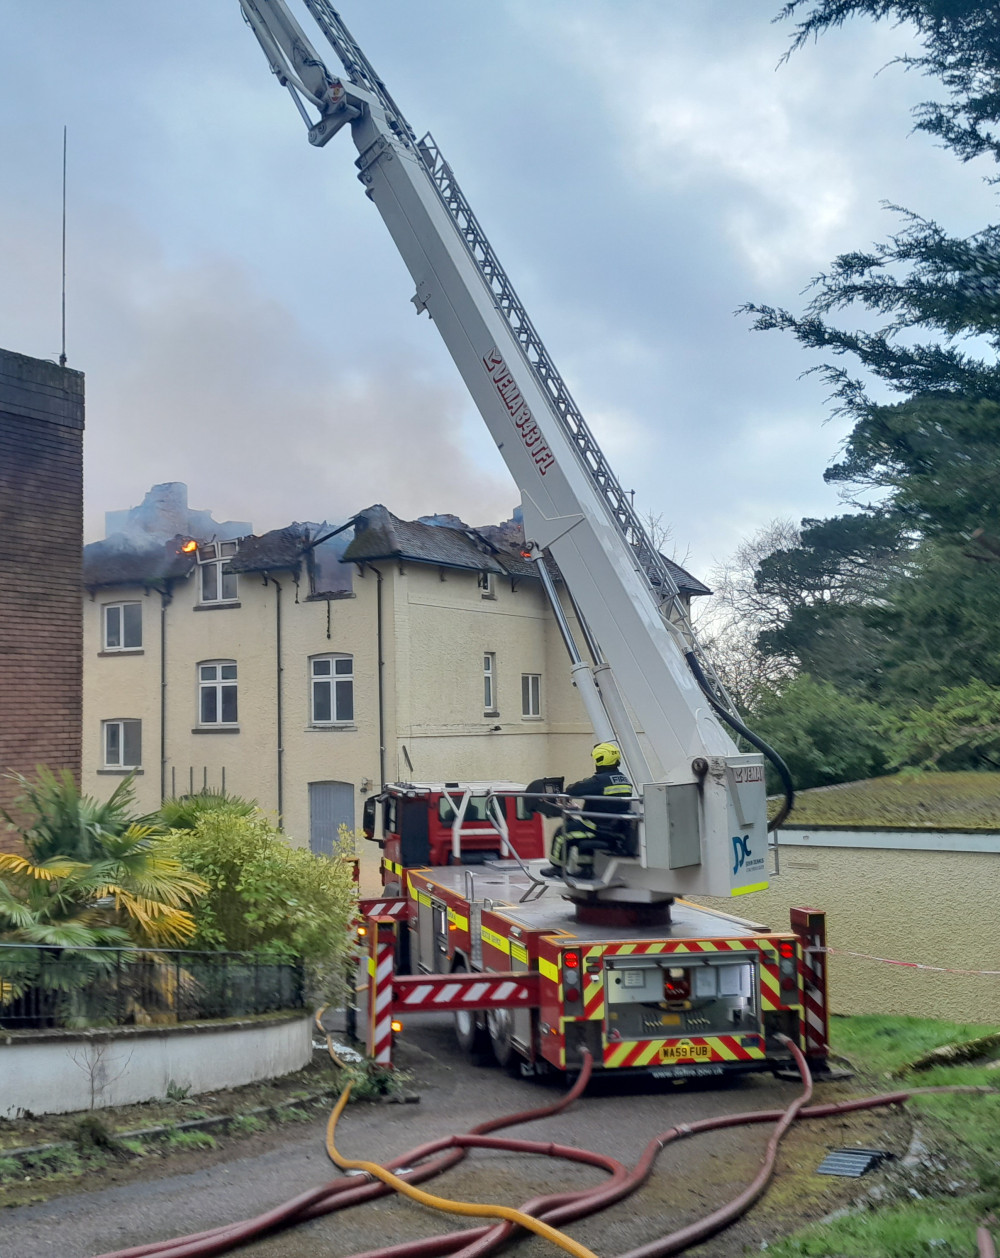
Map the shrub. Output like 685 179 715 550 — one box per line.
888 681 1000 770
166 810 357 1003
748 675 892 791
157 792 256 832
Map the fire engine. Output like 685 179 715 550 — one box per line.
239 1 830 1081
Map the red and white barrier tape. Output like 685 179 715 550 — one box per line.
828 945 1000 976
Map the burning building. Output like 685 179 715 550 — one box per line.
82 489 708 853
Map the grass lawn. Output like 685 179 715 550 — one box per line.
779 771 1000 830
765 1014 1000 1257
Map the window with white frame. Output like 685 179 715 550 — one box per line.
477 570 495 598
103 719 142 768
483 652 497 713
198 541 239 603
521 673 541 718
199 661 238 725
311 655 354 724
103 602 142 651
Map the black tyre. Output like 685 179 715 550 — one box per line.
486 1005 523 1075
452 960 493 1065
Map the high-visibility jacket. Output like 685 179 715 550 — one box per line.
565 766 633 842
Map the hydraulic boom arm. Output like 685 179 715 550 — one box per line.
238 0 778 901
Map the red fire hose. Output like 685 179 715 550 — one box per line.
91 1043 993 1258
91 1054 596 1258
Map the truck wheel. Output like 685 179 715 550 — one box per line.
452 960 493 1065
486 1006 522 1075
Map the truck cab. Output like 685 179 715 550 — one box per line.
362 780 554 896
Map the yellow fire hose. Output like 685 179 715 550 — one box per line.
325 1083 600 1258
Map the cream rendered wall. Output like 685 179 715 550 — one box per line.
82 584 165 815
83 567 382 848
277 574 382 846
386 563 591 787
693 844 1000 1024
162 569 277 812
83 559 597 850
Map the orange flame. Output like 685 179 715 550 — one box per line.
180 540 197 553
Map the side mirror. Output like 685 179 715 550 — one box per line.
362 796 377 840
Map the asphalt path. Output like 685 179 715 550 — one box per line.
0 1015 907 1258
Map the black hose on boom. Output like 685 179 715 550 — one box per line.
683 651 794 831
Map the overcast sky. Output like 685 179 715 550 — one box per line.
2 2 994 576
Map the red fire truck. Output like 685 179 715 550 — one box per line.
360 783 828 1081
242 3 828 1080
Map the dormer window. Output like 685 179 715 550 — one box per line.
198 541 239 603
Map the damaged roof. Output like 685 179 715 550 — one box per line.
343 504 536 578
342 504 710 595
228 523 310 574
83 536 196 589
83 505 710 597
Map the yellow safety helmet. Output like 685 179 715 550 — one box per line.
592 742 621 768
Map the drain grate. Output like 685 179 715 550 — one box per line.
816 1147 893 1178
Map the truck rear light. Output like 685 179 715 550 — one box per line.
664 968 691 1000
562 951 583 1006
778 939 798 987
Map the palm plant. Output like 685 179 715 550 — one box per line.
4 767 148 862
0 770 207 1017
1 770 206 946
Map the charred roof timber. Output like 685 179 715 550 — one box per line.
82 535 197 591
83 503 710 598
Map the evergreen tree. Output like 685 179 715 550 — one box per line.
738 2 1000 716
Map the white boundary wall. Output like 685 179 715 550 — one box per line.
0 1015 312 1118
779 827 1000 854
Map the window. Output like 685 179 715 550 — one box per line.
311 655 354 723
438 796 489 824
103 602 142 650
103 719 141 768
198 541 239 603
199 661 238 724
521 673 541 717
483 652 497 713
477 571 495 599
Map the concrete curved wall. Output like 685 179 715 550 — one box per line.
695 835 1000 1024
0 1013 312 1118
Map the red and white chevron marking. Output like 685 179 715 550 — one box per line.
393 971 539 1012
791 909 829 1058
358 896 412 921
367 921 397 1066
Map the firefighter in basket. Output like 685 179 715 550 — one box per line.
541 742 634 879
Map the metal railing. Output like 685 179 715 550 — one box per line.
0 944 305 1031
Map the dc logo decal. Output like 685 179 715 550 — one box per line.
732 834 751 876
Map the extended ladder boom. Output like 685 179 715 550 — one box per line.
238 0 771 901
